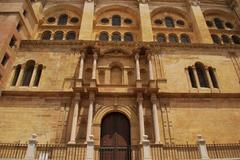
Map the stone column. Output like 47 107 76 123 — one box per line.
137 94 145 143
79 0 95 40
187 0 212 44
86 93 95 141
151 94 160 143
205 67 213 89
16 64 25 86
135 53 141 80
142 135 152 160
138 0 154 41
78 52 85 79
30 64 38 87
25 134 38 160
197 135 209 160
148 54 154 81
69 94 80 144
85 135 94 160
193 67 200 88
92 52 98 80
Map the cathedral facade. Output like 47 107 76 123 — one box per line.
0 0 240 159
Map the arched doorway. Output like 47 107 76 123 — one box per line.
100 112 131 160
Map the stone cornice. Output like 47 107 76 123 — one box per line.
1 90 240 99
20 40 240 55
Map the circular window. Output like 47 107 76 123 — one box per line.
154 19 163 25
101 18 109 24
47 17 56 23
124 18 133 24
176 20 185 27
70 17 79 23
225 22 234 29
206 20 214 27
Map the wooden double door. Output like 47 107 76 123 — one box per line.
100 112 131 160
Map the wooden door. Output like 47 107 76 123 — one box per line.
100 112 131 160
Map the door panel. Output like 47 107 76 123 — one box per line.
100 112 131 160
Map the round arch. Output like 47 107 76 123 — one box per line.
43 4 82 17
151 6 191 23
94 5 139 25
93 104 139 145
203 8 235 18
95 5 139 19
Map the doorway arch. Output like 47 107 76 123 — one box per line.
100 112 131 160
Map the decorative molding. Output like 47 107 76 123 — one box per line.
20 40 240 52
1 90 240 99
138 0 149 4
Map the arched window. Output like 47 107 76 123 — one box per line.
169 34 178 43
165 17 175 28
54 31 64 40
66 31 76 40
11 65 21 86
58 14 68 25
157 33 166 43
112 15 121 26
33 64 43 86
111 66 122 84
214 18 224 29
195 62 209 88
22 60 35 86
211 34 221 44
188 67 197 88
99 32 109 41
124 32 133 42
221 35 231 44
41 31 51 40
180 34 191 44
112 32 121 41
232 35 240 44
208 67 219 88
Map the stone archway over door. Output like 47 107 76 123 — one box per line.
100 112 131 160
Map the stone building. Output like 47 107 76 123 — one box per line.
0 0 240 159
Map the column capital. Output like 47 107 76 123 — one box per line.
93 52 98 60
135 53 140 60
73 93 81 101
147 54 152 61
89 93 95 102
151 94 158 104
137 93 143 103
187 0 200 6
80 52 85 59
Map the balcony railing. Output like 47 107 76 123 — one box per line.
0 142 240 160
